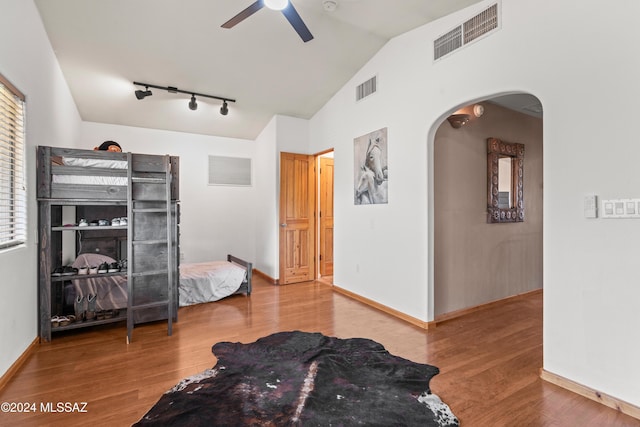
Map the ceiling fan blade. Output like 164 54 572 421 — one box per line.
221 1 264 29
281 2 314 42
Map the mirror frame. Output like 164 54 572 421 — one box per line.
487 137 525 223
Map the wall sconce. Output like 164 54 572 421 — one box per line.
447 114 471 129
133 81 235 116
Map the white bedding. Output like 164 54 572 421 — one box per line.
62 157 128 169
52 156 128 185
179 261 247 307
53 175 128 185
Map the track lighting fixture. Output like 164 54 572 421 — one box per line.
189 95 198 111
133 81 235 116
135 86 152 100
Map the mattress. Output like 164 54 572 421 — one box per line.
52 156 128 185
179 261 247 307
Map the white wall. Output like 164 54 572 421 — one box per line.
79 122 257 265
253 117 278 276
251 114 310 279
0 0 82 376
308 0 640 407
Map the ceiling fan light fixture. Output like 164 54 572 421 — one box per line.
264 0 289 10
220 100 229 116
189 94 198 111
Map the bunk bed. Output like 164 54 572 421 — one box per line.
37 146 180 343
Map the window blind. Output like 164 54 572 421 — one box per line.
0 74 27 250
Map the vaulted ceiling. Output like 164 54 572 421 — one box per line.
34 0 485 140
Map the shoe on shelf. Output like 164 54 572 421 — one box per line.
89 220 99 226
86 294 96 320
97 262 109 273
58 315 74 327
51 316 61 328
111 218 120 226
118 259 127 271
98 219 109 226
78 265 89 275
75 296 85 321
51 266 64 276
108 262 120 273
62 266 78 276
119 217 128 226
78 218 88 227
89 265 98 275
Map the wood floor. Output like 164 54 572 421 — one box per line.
1 277 638 426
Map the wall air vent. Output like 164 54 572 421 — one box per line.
208 155 252 186
356 75 377 101
463 3 498 44
434 27 462 60
434 2 499 61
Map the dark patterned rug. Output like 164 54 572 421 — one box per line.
134 331 458 426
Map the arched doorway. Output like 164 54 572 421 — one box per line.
429 93 543 319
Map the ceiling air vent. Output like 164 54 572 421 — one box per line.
356 75 377 101
434 2 499 61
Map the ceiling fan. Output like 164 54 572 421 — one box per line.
222 0 314 43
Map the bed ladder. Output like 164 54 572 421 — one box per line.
126 153 175 343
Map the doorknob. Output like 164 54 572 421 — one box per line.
280 223 287 227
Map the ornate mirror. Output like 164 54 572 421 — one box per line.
487 137 524 223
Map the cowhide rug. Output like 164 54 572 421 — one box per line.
134 331 458 426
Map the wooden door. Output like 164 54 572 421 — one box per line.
319 156 334 277
279 152 315 284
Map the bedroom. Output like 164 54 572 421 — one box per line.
1 0 640 424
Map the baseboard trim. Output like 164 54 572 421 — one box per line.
253 268 278 285
0 337 38 391
434 288 543 324
540 368 640 420
332 285 435 330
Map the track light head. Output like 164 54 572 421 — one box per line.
135 87 152 100
220 100 229 116
189 95 198 111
